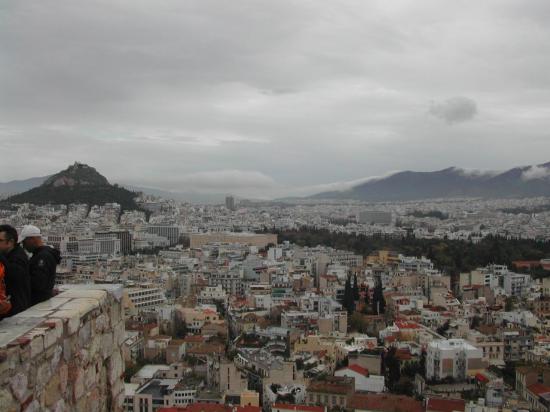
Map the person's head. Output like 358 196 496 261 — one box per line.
19 225 43 253
0 224 18 255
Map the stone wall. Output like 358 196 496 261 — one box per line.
0 285 125 412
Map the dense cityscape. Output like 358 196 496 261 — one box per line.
1 180 550 411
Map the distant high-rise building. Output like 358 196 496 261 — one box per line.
225 195 236 211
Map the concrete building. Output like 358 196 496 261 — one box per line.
125 284 167 313
225 196 236 211
147 225 180 246
503 273 532 297
426 339 484 381
334 365 385 393
306 376 355 409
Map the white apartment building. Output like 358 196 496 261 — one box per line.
198 285 228 304
125 285 167 312
503 273 532 297
426 339 483 381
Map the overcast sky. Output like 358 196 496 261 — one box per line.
1 1 550 198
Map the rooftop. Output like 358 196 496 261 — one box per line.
349 393 423 412
428 338 478 351
426 397 466 412
272 404 325 412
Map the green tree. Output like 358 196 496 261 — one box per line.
352 273 360 301
363 285 370 313
349 312 369 333
505 297 515 311
436 320 450 336
470 315 481 329
372 283 386 315
343 275 355 314
384 347 401 391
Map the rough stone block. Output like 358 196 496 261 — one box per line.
101 332 114 360
78 321 91 348
113 321 126 346
85 364 97 390
43 320 64 349
0 387 18 412
108 350 123 385
23 399 40 412
29 335 45 358
50 346 63 371
36 361 52 391
52 399 67 412
93 313 109 332
57 289 107 305
78 348 90 366
58 363 68 395
10 372 28 402
62 334 77 362
59 298 100 318
72 366 85 401
32 298 71 311
52 310 81 335
88 334 101 359
44 372 61 407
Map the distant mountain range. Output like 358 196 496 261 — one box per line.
310 162 550 201
0 175 50 196
3 161 550 205
3 163 140 209
0 165 229 204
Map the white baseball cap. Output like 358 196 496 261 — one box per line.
19 225 42 243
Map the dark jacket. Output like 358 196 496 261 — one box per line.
3 245 31 316
30 246 61 305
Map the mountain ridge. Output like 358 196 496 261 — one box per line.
310 162 550 201
3 163 141 209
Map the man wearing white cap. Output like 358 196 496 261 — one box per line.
19 225 61 305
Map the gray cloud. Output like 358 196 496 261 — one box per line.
429 97 478 124
521 165 550 180
1 1 550 198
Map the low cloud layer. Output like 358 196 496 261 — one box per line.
429 97 478 124
522 165 550 180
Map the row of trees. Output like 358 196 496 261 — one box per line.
342 274 387 317
264 227 550 276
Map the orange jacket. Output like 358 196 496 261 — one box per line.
0 260 12 316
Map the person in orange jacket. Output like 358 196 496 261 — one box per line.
0 255 12 316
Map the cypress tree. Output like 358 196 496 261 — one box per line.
352 273 360 301
344 275 355 314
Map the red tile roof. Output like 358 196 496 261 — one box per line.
395 321 420 329
426 397 465 412
346 364 369 377
184 335 205 343
235 406 261 412
395 350 412 361
159 404 229 412
475 373 489 383
307 377 354 395
528 383 550 396
349 394 423 412
272 404 325 412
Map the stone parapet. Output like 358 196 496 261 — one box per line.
0 285 125 412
